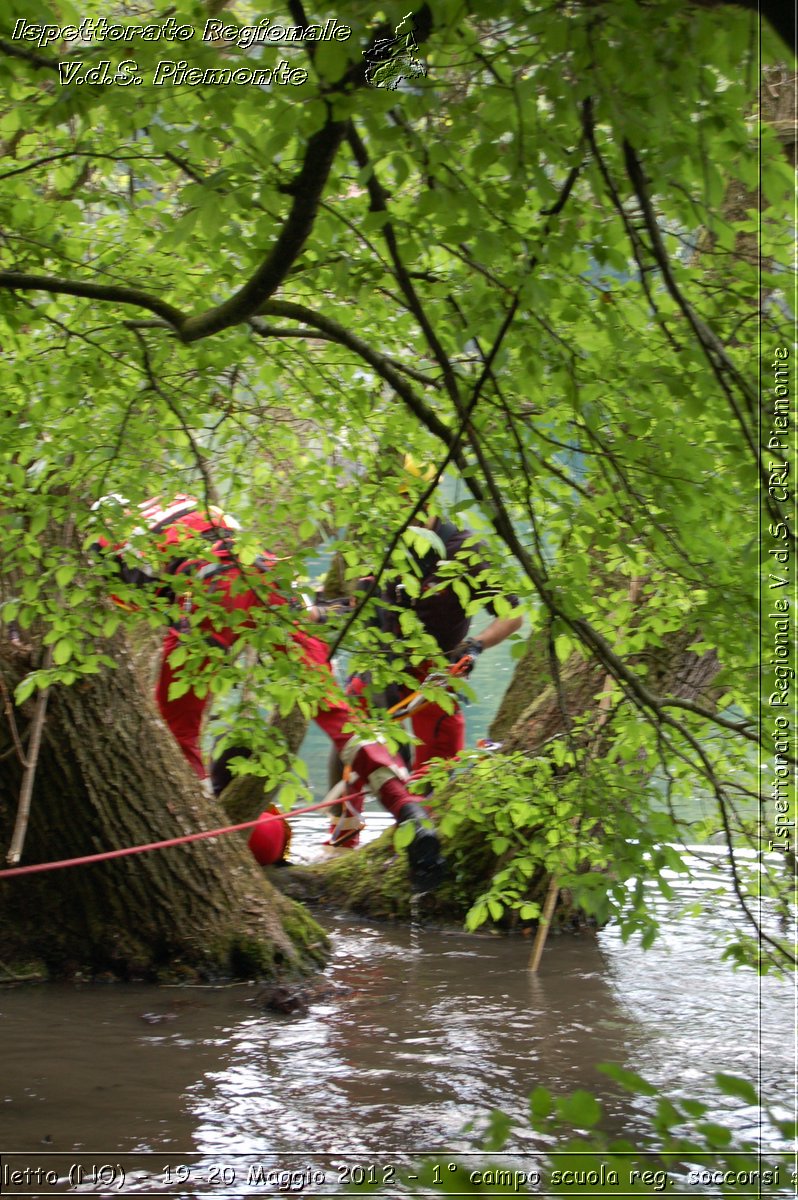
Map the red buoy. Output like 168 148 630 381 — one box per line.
248 807 291 866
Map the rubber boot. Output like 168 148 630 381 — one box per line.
396 802 448 893
343 740 447 891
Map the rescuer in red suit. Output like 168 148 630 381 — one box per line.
91 493 446 889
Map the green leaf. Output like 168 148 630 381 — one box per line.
558 1090 603 1129
713 1074 758 1106
393 821 416 851
597 1064 658 1096
680 1099 709 1118
465 901 488 931
167 679 191 701
29 510 48 536
529 1086 554 1122
696 1121 733 1147
55 564 77 588
166 644 188 669
52 638 73 666
481 1109 514 1152
554 634 572 662
404 525 447 559
14 675 38 705
102 613 121 638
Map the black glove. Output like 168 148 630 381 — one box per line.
313 596 354 623
448 637 483 675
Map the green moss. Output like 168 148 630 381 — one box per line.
285 830 463 921
154 961 204 985
278 902 330 966
0 958 49 983
228 935 285 979
225 898 329 981
269 796 595 936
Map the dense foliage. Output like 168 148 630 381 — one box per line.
0 1 793 963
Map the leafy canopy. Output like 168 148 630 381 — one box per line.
0 0 792 959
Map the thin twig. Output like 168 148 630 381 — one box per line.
7 516 76 864
6 647 52 865
0 671 28 767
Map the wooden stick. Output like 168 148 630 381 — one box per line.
6 677 50 864
6 519 74 865
528 873 561 972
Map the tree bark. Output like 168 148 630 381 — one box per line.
492 630 721 755
0 635 327 982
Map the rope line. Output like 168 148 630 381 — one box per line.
0 792 355 881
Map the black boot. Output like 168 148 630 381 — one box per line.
397 803 448 892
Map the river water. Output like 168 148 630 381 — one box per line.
0 812 794 1196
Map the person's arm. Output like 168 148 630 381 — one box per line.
448 613 523 674
306 596 355 624
471 613 523 650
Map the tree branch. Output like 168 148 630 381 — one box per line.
179 117 346 342
131 331 220 506
0 36 58 70
0 271 186 327
345 122 464 406
621 142 769 484
0 150 192 182
0 116 347 345
254 301 454 446
249 312 439 389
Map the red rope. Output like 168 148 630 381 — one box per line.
0 792 353 881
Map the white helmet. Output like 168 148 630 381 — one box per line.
90 493 130 513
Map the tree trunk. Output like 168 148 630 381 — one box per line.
217 707 310 824
492 630 721 754
0 635 327 983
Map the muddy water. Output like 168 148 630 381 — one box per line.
0 818 793 1196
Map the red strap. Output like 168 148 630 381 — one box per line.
0 794 342 880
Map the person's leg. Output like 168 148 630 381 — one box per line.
290 631 409 814
154 629 210 779
322 673 372 847
410 701 466 773
312 691 447 889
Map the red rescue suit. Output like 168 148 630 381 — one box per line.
401 675 466 773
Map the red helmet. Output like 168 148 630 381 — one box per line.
248 807 291 866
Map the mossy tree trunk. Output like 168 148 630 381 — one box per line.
0 635 327 982
492 630 721 753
